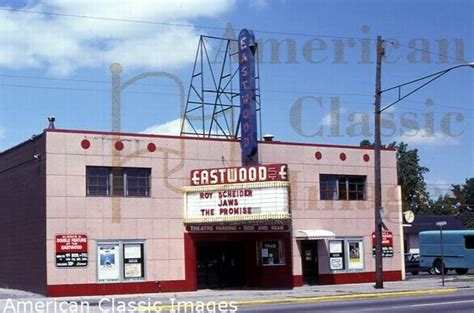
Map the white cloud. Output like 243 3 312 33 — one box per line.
0 128 5 140
141 118 183 135
319 107 347 126
397 131 460 147
249 0 268 10
0 0 235 75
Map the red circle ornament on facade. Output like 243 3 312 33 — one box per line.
114 141 124 151
363 154 370 162
339 152 347 161
147 143 156 152
314 151 322 160
80 139 91 150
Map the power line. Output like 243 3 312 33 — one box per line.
1 73 472 112
1 82 472 119
0 73 371 97
0 83 177 96
0 73 178 88
393 41 467 63
0 7 370 41
0 7 225 31
2 6 468 64
0 73 377 98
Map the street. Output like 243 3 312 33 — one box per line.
238 290 474 313
1 272 473 313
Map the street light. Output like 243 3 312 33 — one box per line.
372 35 473 289
436 221 447 287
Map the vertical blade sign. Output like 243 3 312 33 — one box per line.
238 29 259 165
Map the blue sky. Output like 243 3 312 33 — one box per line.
0 0 472 196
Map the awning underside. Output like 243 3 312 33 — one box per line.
295 229 336 240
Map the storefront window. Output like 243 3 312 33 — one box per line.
329 240 345 270
327 238 364 272
97 241 145 282
259 240 285 266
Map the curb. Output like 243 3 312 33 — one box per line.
137 288 458 311
234 288 458 306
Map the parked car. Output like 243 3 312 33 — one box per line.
405 253 435 275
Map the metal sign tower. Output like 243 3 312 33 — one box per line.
180 35 261 140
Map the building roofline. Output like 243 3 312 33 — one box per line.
45 128 395 151
0 132 44 156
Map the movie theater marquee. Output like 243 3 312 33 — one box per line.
184 164 290 223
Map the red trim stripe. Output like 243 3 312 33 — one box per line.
45 128 395 151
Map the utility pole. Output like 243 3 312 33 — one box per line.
374 35 384 289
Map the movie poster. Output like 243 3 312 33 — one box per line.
348 241 364 270
98 244 120 281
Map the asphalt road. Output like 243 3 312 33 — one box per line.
237 290 474 313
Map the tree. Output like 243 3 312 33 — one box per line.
359 139 373 147
428 194 457 216
359 140 430 214
394 142 430 213
425 178 474 229
452 178 474 229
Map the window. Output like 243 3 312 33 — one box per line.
259 240 285 266
86 167 151 197
320 175 337 200
320 175 366 200
465 236 474 249
97 241 145 282
87 167 111 196
126 168 151 197
112 168 124 197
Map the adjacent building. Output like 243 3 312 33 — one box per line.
0 128 403 296
404 215 465 253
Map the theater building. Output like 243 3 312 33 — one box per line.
0 128 403 296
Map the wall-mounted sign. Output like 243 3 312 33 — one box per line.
184 181 290 223
186 224 289 233
55 234 88 268
372 231 394 257
238 28 258 163
190 164 287 186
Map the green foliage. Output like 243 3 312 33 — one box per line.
427 178 474 229
358 140 472 228
428 194 457 215
458 212 474 229
393 142 430 213
359 139 373 147
358 140 430 213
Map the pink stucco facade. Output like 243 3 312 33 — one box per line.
0 128 403 296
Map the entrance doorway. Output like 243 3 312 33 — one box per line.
196 242 246 289
300 240 319 284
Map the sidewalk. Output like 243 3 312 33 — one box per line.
1 275 473 311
